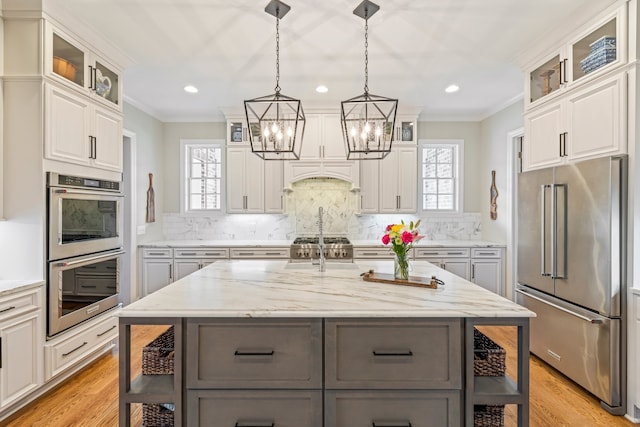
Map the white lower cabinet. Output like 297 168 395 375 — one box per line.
141 248 174 296
173 248 229 281
470 248 504 295
44 311 118 381
414 248 471 281
0 285 44 409
1 312 41 408
229 247 289 259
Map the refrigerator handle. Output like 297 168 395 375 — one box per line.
551 183 557 278
553 183 567 279
541 184 551 276
515 289 603 324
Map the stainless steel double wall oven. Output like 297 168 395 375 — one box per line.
47 172 124 336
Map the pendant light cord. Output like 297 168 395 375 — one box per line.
364 18 369 94
275 16 281 94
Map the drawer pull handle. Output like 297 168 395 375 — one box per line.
265 252 282 256
62 342 88 357
148 252 166 256
477 252 494 256
362 252 379 256
234 349 275 356
372 350 413 357
235 423 274 427
181 252 197 256
81 285 98 288
238 252 255 256
372 422 412 427
447 252 464 255
96 324 117 337
205 253 221 256
0 306 16 314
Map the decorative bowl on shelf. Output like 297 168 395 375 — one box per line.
52 56 77 81
95 69 112 98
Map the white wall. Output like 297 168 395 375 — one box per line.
418 121 482 213
479 101 525 243
162 122 226 213
123 103 165 243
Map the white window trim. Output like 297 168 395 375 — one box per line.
418 139 464 217
180 139 226 216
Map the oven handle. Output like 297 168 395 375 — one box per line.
53 188 124 197
55 250 125 267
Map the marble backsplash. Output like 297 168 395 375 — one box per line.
162 178 481 241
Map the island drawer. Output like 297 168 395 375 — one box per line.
414 248 470 258
325 319 462 389
325 390 461 427
174 248 229 259
186 318 322 389
187 390 322 427
0 287 41 323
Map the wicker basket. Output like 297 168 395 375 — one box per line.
473 328 506 376
142 326 175 375
142 403 174 427
474 404 505 427
473 328 506 427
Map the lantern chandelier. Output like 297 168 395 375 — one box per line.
244 0 306 160
341 0 398 160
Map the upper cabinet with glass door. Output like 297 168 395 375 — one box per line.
45 23 122 111
525 4 626 109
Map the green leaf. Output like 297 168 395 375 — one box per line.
415 219 421 229
410 221 414 230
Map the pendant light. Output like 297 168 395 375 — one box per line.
244 0 305 160
341 0 398 160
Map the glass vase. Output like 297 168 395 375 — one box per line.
394 253 410 280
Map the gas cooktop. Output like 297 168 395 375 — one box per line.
292 237 351 245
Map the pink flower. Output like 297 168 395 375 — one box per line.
381 234 390 245
412 230 425 242
385 224 394 232
401 231 413 244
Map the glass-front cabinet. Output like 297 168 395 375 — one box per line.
45 23 122 110
227 120 249 144
526 4 626 108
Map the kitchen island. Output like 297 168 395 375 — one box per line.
119 260 534 426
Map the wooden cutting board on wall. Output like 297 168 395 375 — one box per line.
146 173 155 223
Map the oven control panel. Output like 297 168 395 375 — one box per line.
49 172 120 192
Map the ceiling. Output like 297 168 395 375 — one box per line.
51 0 617 122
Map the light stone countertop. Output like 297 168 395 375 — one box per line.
119 260 534 319
139 239 503 248
0 279 45 296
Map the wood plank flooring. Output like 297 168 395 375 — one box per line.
2 325 636 426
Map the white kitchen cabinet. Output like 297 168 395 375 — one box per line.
352 246 395 260
45 82 123 173
229 247 290 259
470 248 504 295
44 22 122 110
299 113 345 161
0 285 44 409
227 147 283 213
414 248 471 281
394 116 417 144
379 146 418 213
141 248 174 296
525 4 626 109
358 160 379 214
523 71 626 171
173 248 229 280
284 111 359 185
227 120 249 144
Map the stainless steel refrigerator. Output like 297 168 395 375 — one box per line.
516 155 626 415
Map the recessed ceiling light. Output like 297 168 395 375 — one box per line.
184 85 199 93
445 84 459 93
316 85 328 93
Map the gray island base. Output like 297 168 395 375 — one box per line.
119 260 534 426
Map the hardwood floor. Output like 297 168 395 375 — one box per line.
1 325 636 426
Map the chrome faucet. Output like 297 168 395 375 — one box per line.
317 207 326 272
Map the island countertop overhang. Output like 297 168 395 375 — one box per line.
120 260 535 318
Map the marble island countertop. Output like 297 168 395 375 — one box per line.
139 239 503 248
120 260 533 319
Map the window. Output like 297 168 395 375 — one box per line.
420 140 464 213
181 140 224 213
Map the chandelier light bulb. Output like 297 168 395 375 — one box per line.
351 126 357 137
287 127 293 137
264 128 270 138
271 123 279 133
361 131 367 140
364 122 371 133
276 131 283 140
375 126 381 136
